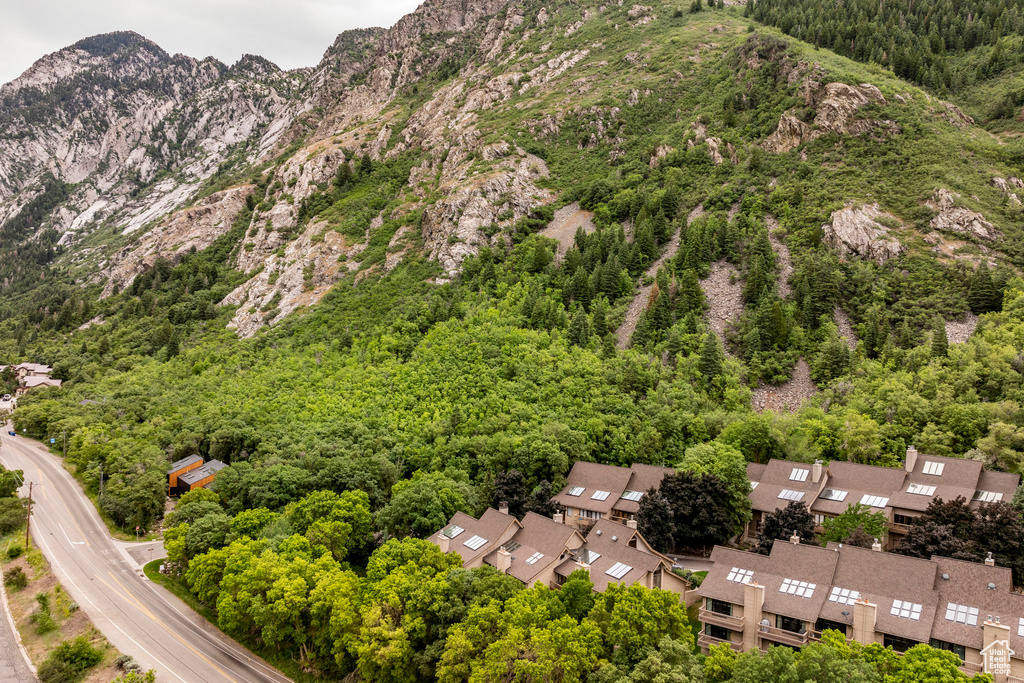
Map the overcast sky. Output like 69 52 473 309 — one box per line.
0 0 423 85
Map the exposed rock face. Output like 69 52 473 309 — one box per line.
823 204 903 264
101 185 253 296
764 77 896 153
928 189 998 241
994 177 1023 207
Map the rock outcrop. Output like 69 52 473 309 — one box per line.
928 189 998 241
764 78 896 153
823 204 903 264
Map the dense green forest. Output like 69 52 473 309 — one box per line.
2 0 1024 679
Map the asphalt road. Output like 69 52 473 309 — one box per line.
0 428 292 683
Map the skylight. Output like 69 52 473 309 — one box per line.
906 483 936 496
606 562 633 579
944 603 979 626
922 461 945 476
891 600 923 621
780 578 816 598
502 541 521 552
464 535 488 551
861 494 889 508
591 490 611 501
974 490 1003 503
441 524 465 539
727 567 754 584
779 489 805 502
525 552 544 565
567 486 585 497
1019 618 1024 638
829 587 861 606
820 489 848 502
621 490 644 502
578 550 601 565
790 468 810 482
751 482 759 490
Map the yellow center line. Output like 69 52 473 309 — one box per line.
104 572 240 683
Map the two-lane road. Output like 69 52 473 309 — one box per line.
0 428 291 683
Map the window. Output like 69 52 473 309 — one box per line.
621 490 644 502
816 618 849 635
727 567 754 584
820 489 848 502
775 614 805 634
606 562 633 579
790 468 810 482
578 549 601 564
884 634 921 653
708 599 733 616
705 623 733 641
779 489 805 502
591 490 611 501
829 587 861 606
525 552 544 565
441 524 465 539
580 509 602 520
930 639 966 661
780 578 816 598
502 541 521 552
894 513 917 526
751 481 759 490
814 514 828 525
944 603 979 626
464 535 488 551
974 490 1003 503
567 486 585 497
906 483 937 496
861 494 889 508
922 461 945 476
891 600 923 621
1019 618 1024 638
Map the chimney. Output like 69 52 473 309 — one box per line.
852 599 878 646
871 538 882 552
438 533 450 554
553 512 564 524
986 552 995 567
790 530 800 545
499 501 509 516
626 519 638 530
982 618 1011 682
905 445 918 473
742 582 765 652
812 460 824 484
496 548 512 574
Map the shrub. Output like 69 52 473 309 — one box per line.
3 566 27 590
6 543 22 559
38 637 103 683
32 592 58 634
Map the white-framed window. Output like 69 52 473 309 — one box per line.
606 562 633 579
790 468 810 482
973 490 1003 503
779 489 805 502
820 489 848 502
944 603 979 626
591 490 611 501
922 461 945 476
525 552 544 565
861 494 889 508
464 535 488 551
780 578 816 598
621 490 644 502
813 514 828 525
891 600 923 621
829 587 861 606
580 509 602 520
441 524 465 539
727 567 754 584
567 486 585 497
906 483 936 496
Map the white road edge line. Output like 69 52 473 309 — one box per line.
0 562 37 676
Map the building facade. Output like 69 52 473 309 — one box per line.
697 540 1024 682
550 461 675 527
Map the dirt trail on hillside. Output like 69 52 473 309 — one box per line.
541 202 596 257
834 307 858 349
752 357 818 413
614 210 693 349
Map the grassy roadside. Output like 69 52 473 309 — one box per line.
1 527 122 682
143 559 317 683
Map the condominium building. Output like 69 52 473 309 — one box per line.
550 461 675 527
745 448 1020 548
697 539 1024 681
428 506 691 601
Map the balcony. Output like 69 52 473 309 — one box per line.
958 661 984 675
699 607 744 631
698 633 743 653
758 625 811 648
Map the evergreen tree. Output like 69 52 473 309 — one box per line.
931 318 949 358
631 311 651 349
166 331 180 359
676 269 706 314
568 308 591 348
591 296 609 338
651 287 672 333
699 333 724 390
969 261 999 314
637 491 675 553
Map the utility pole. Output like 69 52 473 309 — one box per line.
25 482 32 549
